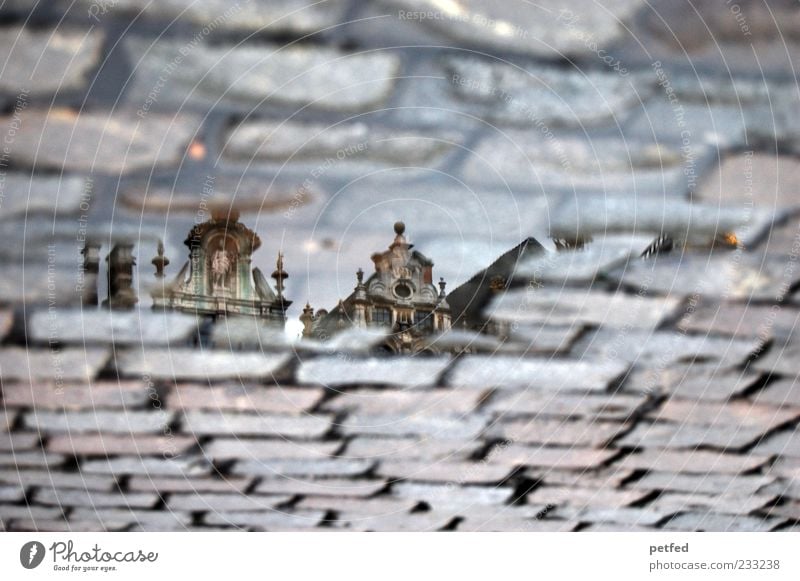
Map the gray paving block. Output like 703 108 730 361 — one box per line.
73 0 348 35
489 445 616 470
23 410 173 434
342 436 478 462
0 347 109 382
124 38 399 111
0 484 24 502
0 109 199 174
204 509 325 530
297 356 450 388
392 482 512 507
322 388 481 416
443 55 649 127
0 174 91 219
0 450 65 468
201 438 339 461
662 512 782 532
0 26 103 95
340 413 486 439
167 385 324 414
127 476 251 494
575 329 761 367
620 422 767 451
631 471 773 496
0 432 39 452
2 381 151 410
224 120 460 169
448 356 629 392
527 485 647 509
182 411 332 438
377 460 512 484
254 477 386 498
550 194 776 248
489 288 680 331
47 434 196 456
378 0 644 59
117 348 292 380
464 132 692 195
487 391 645 421
648 491 776 516
68 507 193 530
0 505 64 522
0 469 115 491
232 458 373 478
167 493 291 512
29 309 199 346
80 456 211 477
488 417 624 448
34 488 159 509
613 449 770 475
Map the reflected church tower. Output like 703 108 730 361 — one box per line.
151 208 290 327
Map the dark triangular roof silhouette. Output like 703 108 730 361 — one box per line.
447 237 547 327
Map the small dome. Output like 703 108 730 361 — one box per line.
394 221 406 236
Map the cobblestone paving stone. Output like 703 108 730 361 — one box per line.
1 0 800 533
70 0 350 35
0 26 104 95
123 38 400 112
0 109 201 174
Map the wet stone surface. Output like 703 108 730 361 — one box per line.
448 356 629 392
2 0 800 534
297 356 451 388
0 109 200 174
29 309 200 346
376 0 645 59
223 120 462 168
444 56 649 129
0 26 103 96
71 0 349 35
488 288 680 331
123 38 400 112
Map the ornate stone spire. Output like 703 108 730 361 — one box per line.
81 241 101 306
354 268 367 300
272 252 288 300
300 302 315 338
353 268 368 328
436 277 451 331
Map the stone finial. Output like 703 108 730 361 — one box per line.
390 221 409 251
152 239 170 278
438 277 447 298
354 268 368 303
272 252 288 299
